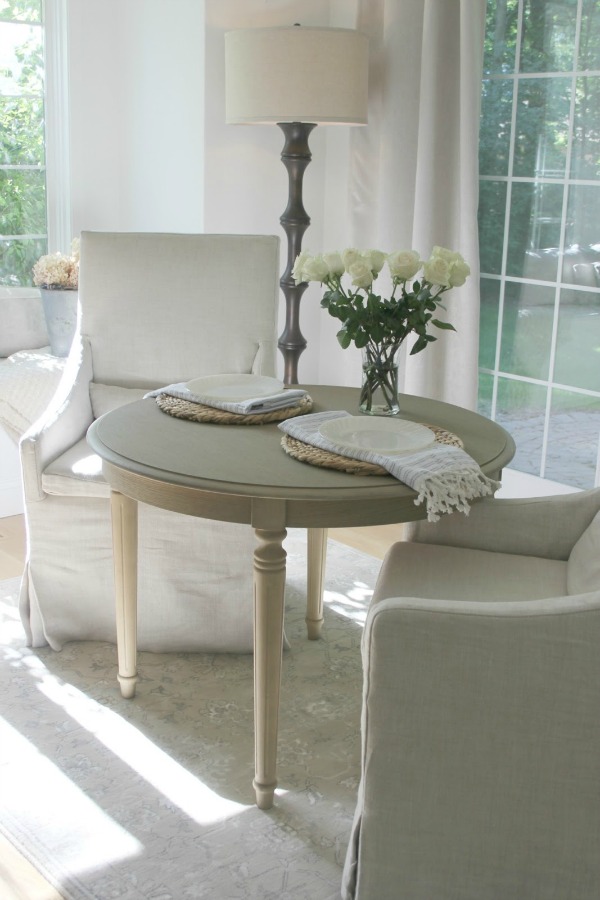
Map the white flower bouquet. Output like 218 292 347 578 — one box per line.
293 246 470 414
32 238 80 290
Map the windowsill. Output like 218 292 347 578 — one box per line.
498 468 581 498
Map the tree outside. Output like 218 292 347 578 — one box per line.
0 0 46 286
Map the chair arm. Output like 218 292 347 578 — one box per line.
403 491 600 560
20 337 94 501
251 339 277 376
347 592 600 898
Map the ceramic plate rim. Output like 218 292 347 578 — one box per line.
319 417 435 455
185 374 284 402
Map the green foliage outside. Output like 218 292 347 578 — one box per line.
0 0 46 286
479 0 600 410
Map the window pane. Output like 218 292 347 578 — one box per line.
554 289 600 390
484 0 519 75
563 185 600 286
479 278 501 369
507 182 563 277
479 180 507 274
0 95 44 164
0 2 42 24
480 78 513 177
520 0 577 72
545 389 600 488
0 21 43 95
0 168 46 233
578 0 600 70
0 236 46 286
495 376 547 475
571 76 600 182
478 372 494 418
513 77 571 178
500 281 555 379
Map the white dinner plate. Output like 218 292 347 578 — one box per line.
185 374 284 402
319 417 435 455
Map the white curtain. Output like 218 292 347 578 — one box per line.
348 0 486 410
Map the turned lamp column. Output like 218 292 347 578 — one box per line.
277 121 315 384
224 25 369 384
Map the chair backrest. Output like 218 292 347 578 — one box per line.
78 231 280 387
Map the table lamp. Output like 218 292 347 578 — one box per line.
225 24 369 384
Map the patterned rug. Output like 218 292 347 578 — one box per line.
0 531 383 900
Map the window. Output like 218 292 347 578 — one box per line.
478 0 600 489
0 0 68 289
0 0 46 285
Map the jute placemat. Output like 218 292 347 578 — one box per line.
156 392 313 425
281 424 464 475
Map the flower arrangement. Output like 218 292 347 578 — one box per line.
293 246 470 414
32 238 80 290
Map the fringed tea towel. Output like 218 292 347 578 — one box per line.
278 410 500 522
145 383 309 415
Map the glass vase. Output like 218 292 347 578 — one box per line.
360 343 401 416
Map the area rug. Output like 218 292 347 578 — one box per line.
0 531 383 900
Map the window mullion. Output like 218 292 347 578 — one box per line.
43 0 71 254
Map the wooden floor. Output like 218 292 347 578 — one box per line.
0 514 398 900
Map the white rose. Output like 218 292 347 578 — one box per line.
348 259 374 289
430 245 457 262
423 256 451 287
302 254 330 283
322 252 345 278
448 257 470 287
292 251 311 284
387 250 421 280
341 248 362 271
361 249 386 274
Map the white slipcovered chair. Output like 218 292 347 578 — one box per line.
343 489 600 900
19 231 280 653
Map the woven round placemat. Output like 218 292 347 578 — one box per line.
281 424 464 475
156 392 313 425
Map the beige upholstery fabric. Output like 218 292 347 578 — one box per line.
343 490 600 900
374 542 568 603
89 383 148 419
0 294 48 357
568 510 600 595
19 232 280 652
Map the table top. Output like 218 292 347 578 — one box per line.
87 384 515 528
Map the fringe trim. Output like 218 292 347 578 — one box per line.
413 470 501 523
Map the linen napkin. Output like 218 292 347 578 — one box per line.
145 382 309 415
278 410 500 522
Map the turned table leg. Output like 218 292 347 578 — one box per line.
252 525 287 810
306 527 328 639
111 490 139 699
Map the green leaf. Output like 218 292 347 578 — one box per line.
431 319 456 331
337 328 352 350
410 336 428 355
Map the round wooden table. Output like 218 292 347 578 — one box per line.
87 384 515 809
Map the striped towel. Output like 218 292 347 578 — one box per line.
278 410 500 522
144 382 309 415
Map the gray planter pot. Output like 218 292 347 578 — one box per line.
40 288 78 357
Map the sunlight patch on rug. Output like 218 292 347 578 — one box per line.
36 676 252 826
0 537 382 899
324 579 373 626
0 716 143 872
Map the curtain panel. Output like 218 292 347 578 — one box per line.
349 0 486 410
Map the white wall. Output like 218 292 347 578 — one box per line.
67 0 206 236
